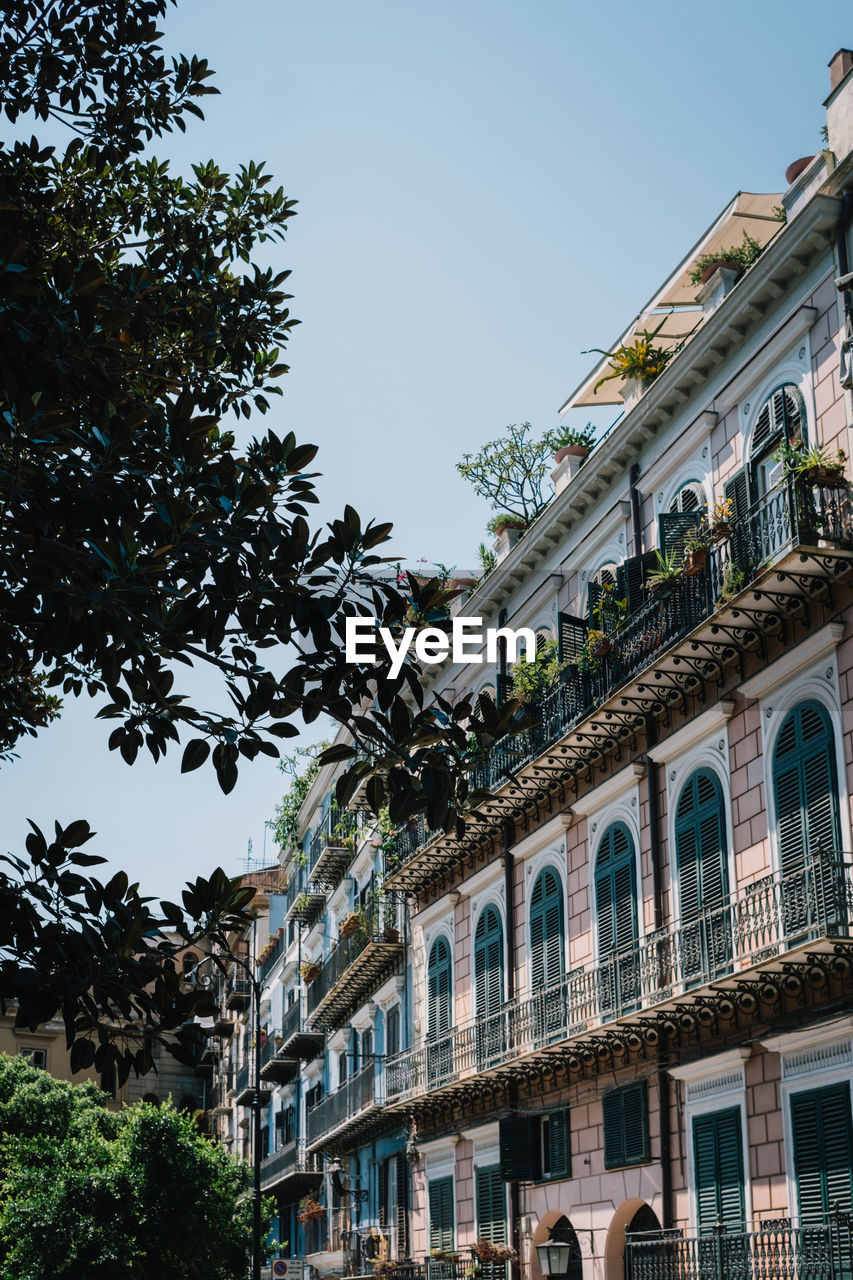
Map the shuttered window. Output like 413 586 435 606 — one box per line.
791 1083 853 1223
386 1004 400 1057
602 1082 649 1168
558 612 587 665
724 468 751 519
475 905 504 1018
595 824 638 956
692 1107 745 1231
616 551 659 614
541 1108 571 1180
752 385 805 456
659 511 703 562
499 1114 541 1182
675 771 729 918
773 701 840 874
530 868 565 990
476 1165 507 1243
428 1176 454 1251
669 483 705 513
427 938 452 1038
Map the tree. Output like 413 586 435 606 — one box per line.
456 422 554 525
0 2 518 1074
0 1054 267 1278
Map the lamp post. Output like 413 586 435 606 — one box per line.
190 954 263 1280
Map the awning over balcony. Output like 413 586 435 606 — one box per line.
562 191 784 410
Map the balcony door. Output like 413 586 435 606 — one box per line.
595 823 639 1015
475 905 505 1067
675 770 731 983
529 867 565 1045
773 701 842 937
427 937 453 1086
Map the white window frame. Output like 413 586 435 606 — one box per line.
670 1048 752 1231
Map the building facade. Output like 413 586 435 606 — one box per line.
211 48 853 1280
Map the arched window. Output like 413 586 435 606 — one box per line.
675 770 730 977
530 868 565 990
669 482 705 514
750 384 807 498
361 1028 373 1062
474 906 504 1017
773 701 840 874
547 1216 583 1280
595 823 639 1011
427 937 452 1039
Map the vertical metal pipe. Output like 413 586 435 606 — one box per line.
629 463 644 556
658 1049 673 1230
252 972 262 1280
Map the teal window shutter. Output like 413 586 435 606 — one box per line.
675 770 729 917
428 1176 454 1251
428 938 452 1038
658 511 702 562
595 824 638 954
530 868 565 990
386 1004 400 1057
603 1082 649 1168
547 1108 571 1179
498 1115 541 1181
773 701 840 873
476 1165 507 1243
475 906 505 1018
791 1083 853 1222
558 612 587 665
692 1107 745 1231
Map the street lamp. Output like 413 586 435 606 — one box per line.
536 1225 575 1278
189 954 264 1280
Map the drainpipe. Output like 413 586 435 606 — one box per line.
644 720 672 1225
645 719 663 933
629 463 644 557
658 1050 673 1229
502 817 519 1280
835 193 853 462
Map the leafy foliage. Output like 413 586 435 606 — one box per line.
588 319 673 392
0 1055 266 1278
269 743 331 854
687 232 764 286
457 422 555 524
509 638 566 702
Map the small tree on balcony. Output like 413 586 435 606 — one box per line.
457 422 554 526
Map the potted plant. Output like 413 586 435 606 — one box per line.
683 519 712 575
798 445 847 487
647 549 684 598
339 910 364 939
297 1195 325 1223
383 923 401 943
586 628 611 659
299 961 320 985
588 318 674 396
721 561 746 602
544 423 596 465
688 232 763 287
487 511 528 537
709 496 733 543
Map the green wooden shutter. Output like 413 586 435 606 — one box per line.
499 1115 541 1181
428 938 452 1037
595 824 637 954
548 1109 570 1179
475 906 504 1018
476 1165 507 1243
428 1177 454 1251
724 468 751 518
791 1083 853 1223
773 702 840 874
386 1004 400 1057
530 869 565 990
692 1108 745 1231
616 551 658 614
587 577 605 626
558 612 587 665
603 1083 649 1168
496 672 514 708
675 771 729 917
659 511 702 561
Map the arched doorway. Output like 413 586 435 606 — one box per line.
532 1213 582 1280
605 1200 661 1280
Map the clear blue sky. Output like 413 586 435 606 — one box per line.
3 0 851 900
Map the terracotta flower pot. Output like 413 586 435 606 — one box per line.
554 444 589 465
339 916 361 939
698 257 743 286
491 518 526 536
683 547 708 576
803 465 845 488
591 635 611 658
710 521 731 544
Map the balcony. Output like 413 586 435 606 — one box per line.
225 977 251 1011
260 1139 323 1196
305 1056 385 1152
384 479 853 895
625 1214 853 1280
385 852 853 1110
259 1031 299 1084
306 903 405 1030
285 874 325 927
234 1059 272 1108
258 929 286 984
308 807 357 888
211 1070 233 1115
281 995 324 1060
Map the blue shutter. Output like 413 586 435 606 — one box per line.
428 938 452 1037
530 869 565 990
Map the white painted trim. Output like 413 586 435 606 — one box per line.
760 1014 853 1057
374 975 405 1013
522 849 569 998
511 812 572 862
713 305 818 418
642 410 715 504
676 1051 752 1232
669 1047 751 1083
459 857 506 900
587 787 645 959
462 1120 500 1145
647 699 735 762
350 1002 378 1033
663 735 735 932
571 763 645 815
739 623 845 699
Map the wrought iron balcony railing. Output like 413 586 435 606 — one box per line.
385 851 853 1105
285 871 326 926
225 976 251 1011
308 806 358 887
260 1139 322 1194
306 901 404 1030
306 1056 384 1149
625 1212 853 1280
281 994 325 1059
258 929 286 984
258 1028 299 1083
383 478 853 893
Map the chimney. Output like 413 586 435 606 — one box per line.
829 48 853 93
